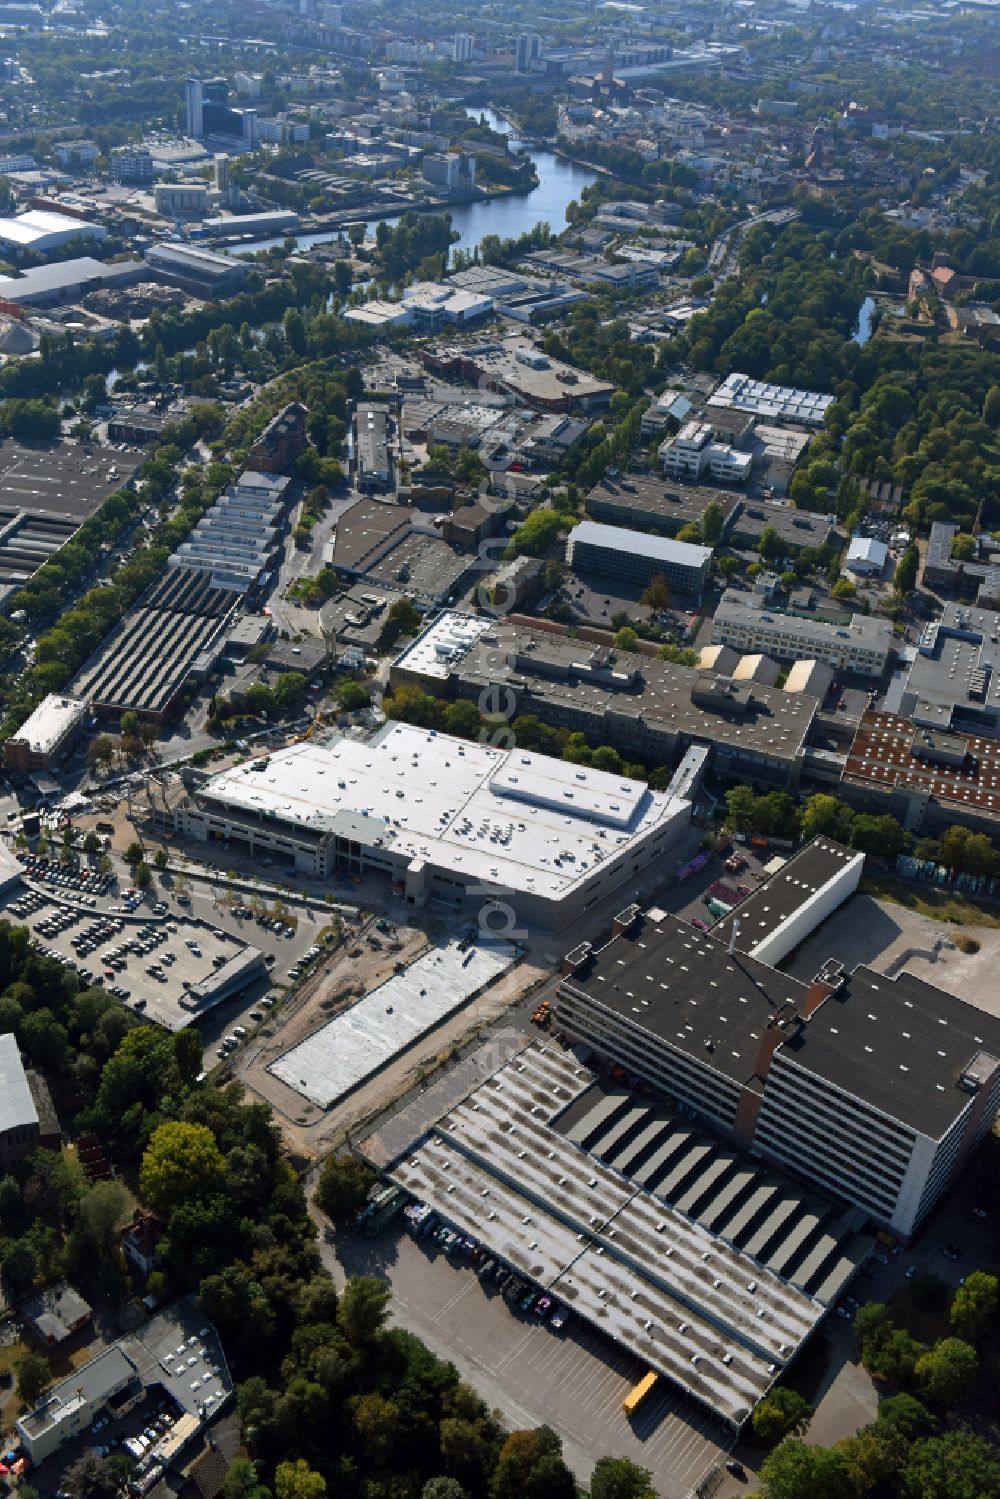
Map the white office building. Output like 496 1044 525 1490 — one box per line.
659 421 753 484
554 840 1000 1239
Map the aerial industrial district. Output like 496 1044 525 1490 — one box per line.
0 6 999 1498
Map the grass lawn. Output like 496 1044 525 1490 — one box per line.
859 876 1000 929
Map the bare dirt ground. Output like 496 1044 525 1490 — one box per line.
784 891 1000 1012
237 907 548 1158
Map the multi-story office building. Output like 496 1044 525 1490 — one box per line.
108 145 154 184
4 694 87 772
714 591 892 675
554 840 1000 1240
185 78 204 138
659 421 753 485
453 32 474 62
566 519 712 598
515 32 542 71
185 76 256 144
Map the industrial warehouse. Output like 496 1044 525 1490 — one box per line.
381 1041 871 1428
361 838 1000 1434
168 721 692 928
71 471 292 721
73 566 238 723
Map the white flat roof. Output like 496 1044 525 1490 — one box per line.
393 611 493 680
568 519 712 569
847 536 888 565
708 372 834 426
271 934 516 1107
201 722 689 901
0 209 100 245
0 1032 36 1135
10 694 86 754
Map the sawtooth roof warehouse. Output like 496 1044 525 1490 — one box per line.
170 722 691 929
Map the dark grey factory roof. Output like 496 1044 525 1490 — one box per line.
713 839 860 954
780 966 1000 1140
560 913 808 1086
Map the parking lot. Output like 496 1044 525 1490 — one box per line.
3 881 266 1030
327 1227 727 1498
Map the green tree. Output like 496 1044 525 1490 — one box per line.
315 1154 375 1223
153 847 168 871
800 794 854 842
831 578 857 601
613 626 639 652
701 501 726 545
877 1392 937 1440
895 544 919 595
752 1386 811 1445
758 1440 854 1499
639 574 671 612
274 1460 325 1499
589 1455 656 1499
951 533 977 562
15 1351 51 1406
725 784 756 832
139 1120 226 1214
939 825 997 876
949 1270 998 1342
61 1453 120 1499
915 1337 978 1410
338 1275 390 1349
76 1179 130 1254
124 840 144 866
134 861 152 890
421 1482 467 1499
120 710 140 739
83 830 101 854
901 1430 1000 1499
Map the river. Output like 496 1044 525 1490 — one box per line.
853 294 877 347
224 107 598 262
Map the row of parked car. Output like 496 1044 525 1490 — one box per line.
21 853 111 898
404 1203 569 1331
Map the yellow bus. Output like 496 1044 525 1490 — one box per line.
623 1370 659 1416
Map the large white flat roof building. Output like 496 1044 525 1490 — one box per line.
179 722 691 928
